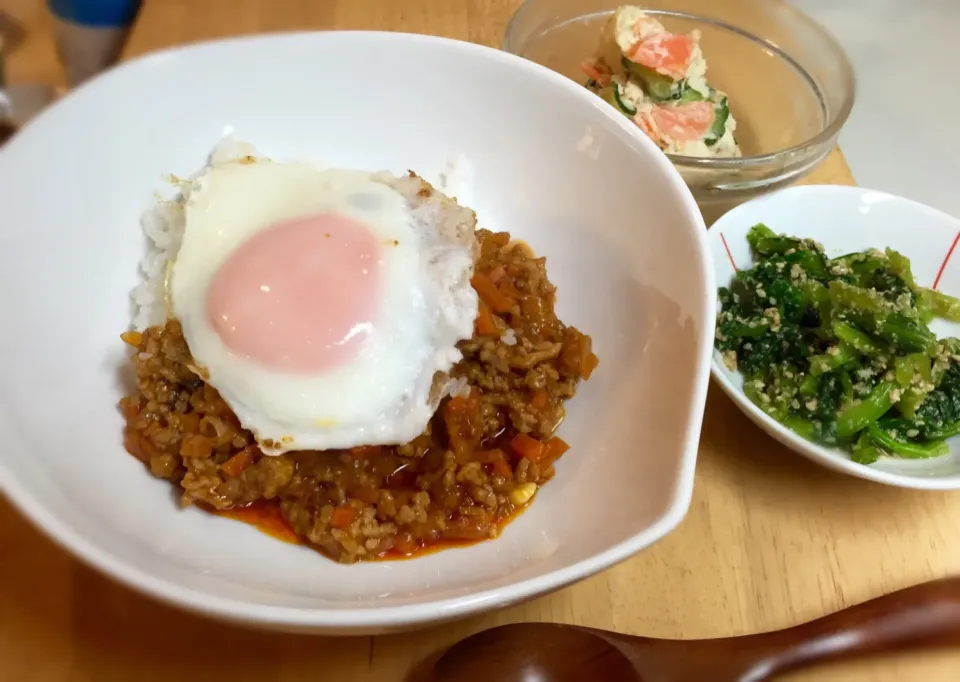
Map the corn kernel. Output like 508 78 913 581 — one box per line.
509 482 538 506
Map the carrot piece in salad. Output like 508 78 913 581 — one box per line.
580 57 613 86
531 388 549 410
627 32 695 81
651 101 715 142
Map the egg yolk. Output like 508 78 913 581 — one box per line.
206 212 381 373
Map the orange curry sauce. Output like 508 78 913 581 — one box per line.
213 501 524 560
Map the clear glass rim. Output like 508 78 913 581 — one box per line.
503 3 857 169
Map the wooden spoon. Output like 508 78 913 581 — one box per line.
429 577 960 682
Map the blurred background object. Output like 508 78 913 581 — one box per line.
788 0 960 218
0 1 61 138
0 0 141 140
0 9 27 52
47 0 141 86
0 9 55 138
0 0 957 220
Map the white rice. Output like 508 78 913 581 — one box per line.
445 375 471 399
130 196 184 330
433 154 472 207
129 138 263 330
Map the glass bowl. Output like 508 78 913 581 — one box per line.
504 0 856 220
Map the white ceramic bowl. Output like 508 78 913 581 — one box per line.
0 31 713 633
710 185 960 490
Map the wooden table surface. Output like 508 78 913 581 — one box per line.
3 1 960 680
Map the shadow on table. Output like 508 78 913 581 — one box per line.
700 383 958 505
0 496 510 680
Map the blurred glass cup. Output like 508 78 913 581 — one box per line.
48 0 142 86
0 35 57 139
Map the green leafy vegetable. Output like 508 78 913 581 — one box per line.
716 224 960 464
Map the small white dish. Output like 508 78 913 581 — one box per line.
0 31 713 633
709 185 960 490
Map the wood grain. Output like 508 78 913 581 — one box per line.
2 1 959 680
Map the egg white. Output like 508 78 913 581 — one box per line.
170 153 478 453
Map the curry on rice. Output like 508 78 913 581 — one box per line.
120 228 598 563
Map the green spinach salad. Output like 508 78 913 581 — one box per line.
716 224 960 464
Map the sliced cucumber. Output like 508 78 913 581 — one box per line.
599 86 618 111
679 87 705 102
704 96 730 147
621 57 684 101
612 84 637 115
599 84 637 117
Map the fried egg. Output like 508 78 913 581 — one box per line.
169 148 478 454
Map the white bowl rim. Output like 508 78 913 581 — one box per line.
709 183 960 491
0 29 713 629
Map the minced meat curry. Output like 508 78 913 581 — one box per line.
119 229 598 563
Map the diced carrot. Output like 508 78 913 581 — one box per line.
471 272 513 313
179 434 213 458
446 393 478 415
123 429 145 461
492 451 512 478
445 393 481 463
510 433 545 461
498 278 523 299
475 300 501 336
531 389 548 410
220 447 257 478
140 436 165 461
178 412 201 434
544 437 570 461
119 397 141 421
579 334 593 364
582 353 600 380
580 334 599 380
331 506 356 530
120 330 143 348
488 232 511 247
474 448 513 478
